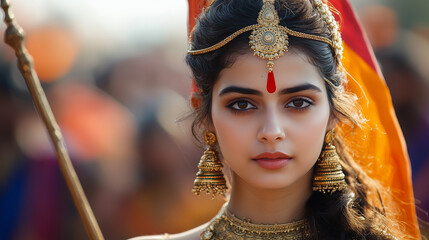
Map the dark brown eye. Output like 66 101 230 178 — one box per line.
292 99 304 108
237 101 248 109
228 100 257 111
286 98 313 109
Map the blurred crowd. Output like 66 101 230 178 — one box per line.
0 0 428 239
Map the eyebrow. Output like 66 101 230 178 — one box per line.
278 83 322 95
218 83 322 96
219 86 262 96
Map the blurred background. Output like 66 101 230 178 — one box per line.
0 0 427 239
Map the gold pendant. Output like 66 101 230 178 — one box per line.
249 0 288 73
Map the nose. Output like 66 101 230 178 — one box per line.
257 108 285 144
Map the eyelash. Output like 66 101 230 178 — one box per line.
226 97 314 113
285 97 314 111
226 98 257 113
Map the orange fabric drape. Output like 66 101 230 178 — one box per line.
187 0 420 238
330 0 419 238
341 44 419 238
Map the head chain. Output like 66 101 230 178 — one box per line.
311 0 343 66
189 0 343 67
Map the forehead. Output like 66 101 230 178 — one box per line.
215 51 326 94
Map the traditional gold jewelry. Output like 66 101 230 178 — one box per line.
312 129 347 194
192 130 227 198
201 205 312 239
188 0 337 63
311 0 343 65
188 0 340 94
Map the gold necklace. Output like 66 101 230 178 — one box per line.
201 205 313 240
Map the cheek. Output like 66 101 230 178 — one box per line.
211 104 254 161
288 103 331 161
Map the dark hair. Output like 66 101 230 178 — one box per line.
186 0 404 239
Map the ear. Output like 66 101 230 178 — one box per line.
190 92 202 109
190 92 217 134
326 114 339 131
203 117 216 135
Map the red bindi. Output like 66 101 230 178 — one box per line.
267 71 276 93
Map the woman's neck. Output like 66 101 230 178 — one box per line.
227 170 313 224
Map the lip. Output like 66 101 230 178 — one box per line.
252 152 292 170
252 152 292 160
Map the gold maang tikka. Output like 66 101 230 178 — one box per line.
188 0 335 93
250 0 287 93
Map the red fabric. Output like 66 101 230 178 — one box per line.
188 0 211 35
188 0 211 93
329 0 379 73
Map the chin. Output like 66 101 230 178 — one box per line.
246 173 299 190
240 165 314 191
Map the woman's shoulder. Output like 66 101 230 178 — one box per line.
127 223 209 240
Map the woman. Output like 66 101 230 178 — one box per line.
130 0 419 239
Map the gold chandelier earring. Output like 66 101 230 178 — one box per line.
192 130 227 198
313 129 347 194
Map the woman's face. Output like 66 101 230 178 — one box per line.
210 51 332 190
